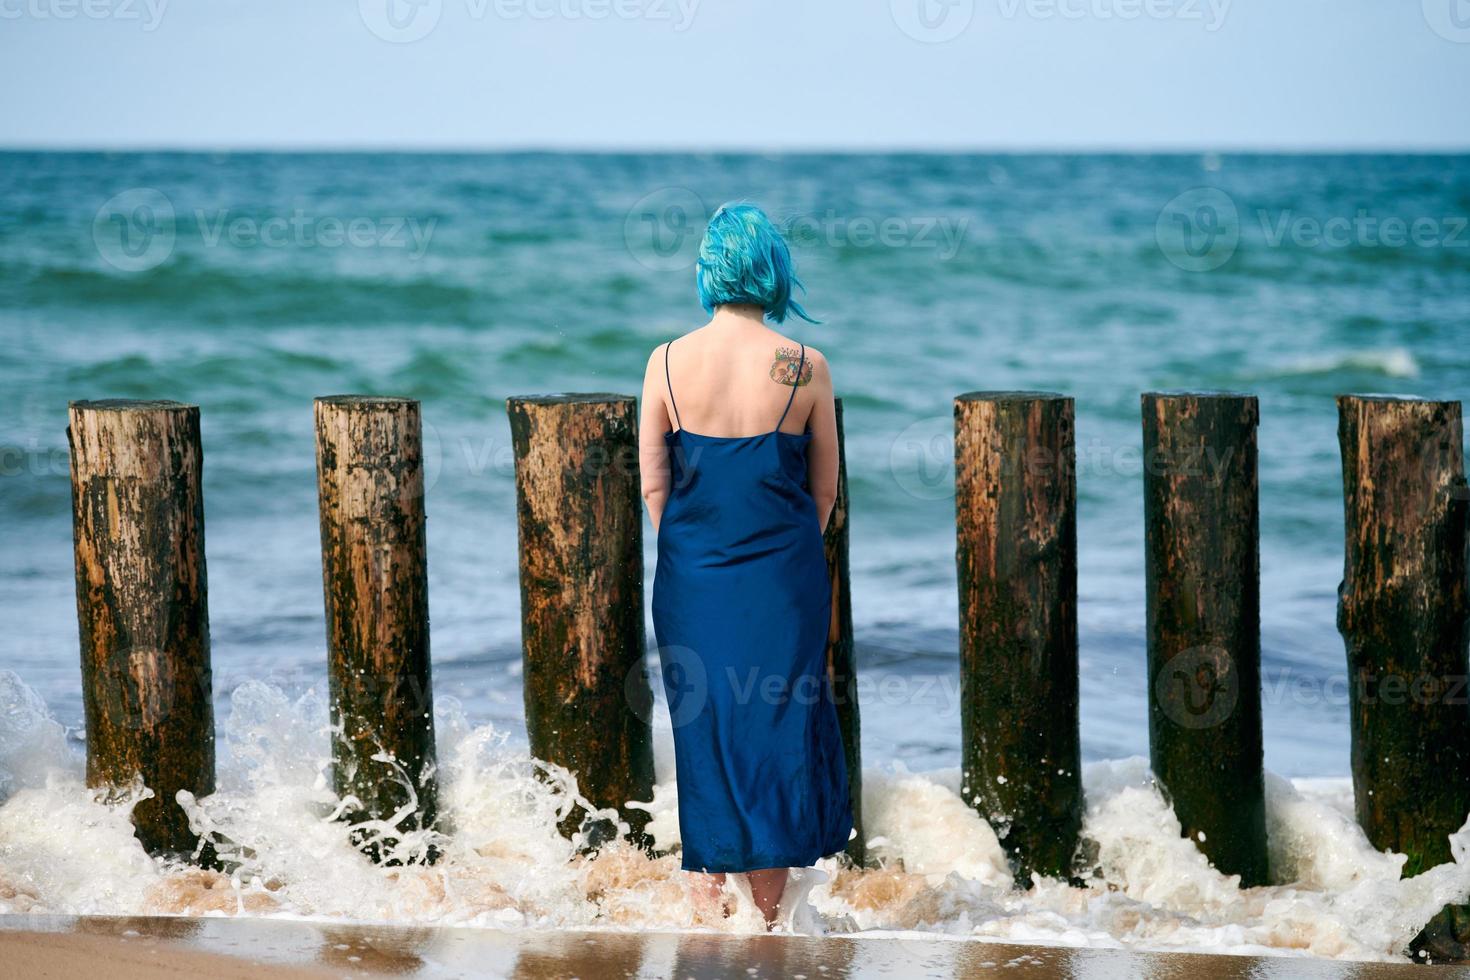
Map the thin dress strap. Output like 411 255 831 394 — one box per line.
664 340 683 432
775 343 805 432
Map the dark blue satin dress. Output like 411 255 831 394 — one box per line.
652 341 854 873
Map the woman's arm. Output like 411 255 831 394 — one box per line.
804 349 839 533
639 345 673 531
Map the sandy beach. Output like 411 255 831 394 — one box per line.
2 915 1466 979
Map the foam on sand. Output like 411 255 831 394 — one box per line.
1 671 1467 963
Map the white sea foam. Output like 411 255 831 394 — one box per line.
1270 347 1421 379
0 670 1465 962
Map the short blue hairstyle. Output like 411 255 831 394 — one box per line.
695 203 816 324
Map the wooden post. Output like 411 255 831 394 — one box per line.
954 391 1082 884
314 396 437 863
823 397 865 867
1142 392 1268 887
506 394 654 849
1337 395 1470 960
67 399 215 860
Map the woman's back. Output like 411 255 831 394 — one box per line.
660 323 818 438
640 309 839 531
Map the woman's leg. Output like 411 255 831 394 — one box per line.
745 868 789 927
689 871 730 918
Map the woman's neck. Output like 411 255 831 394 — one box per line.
710 304 767 331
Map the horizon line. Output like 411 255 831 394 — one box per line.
3 142 1470 156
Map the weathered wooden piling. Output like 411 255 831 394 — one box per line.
822 398 866 867
67 399 215 860
1141 392 1268 886
1337 395 1470 959
314 396 437 862
506 394 655 849
954 391 1083 883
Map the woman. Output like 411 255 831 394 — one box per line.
638 203 853 928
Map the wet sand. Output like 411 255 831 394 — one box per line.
1 915 1466 979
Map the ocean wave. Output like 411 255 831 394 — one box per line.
1268 348 1421 380
0 671 1459 961
0 258 486 327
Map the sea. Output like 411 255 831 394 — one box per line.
1 151 1468 960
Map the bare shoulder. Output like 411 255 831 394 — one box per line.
767 339 829 389
649 324 712 366
643 343 667 383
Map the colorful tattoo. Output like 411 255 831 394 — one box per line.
769 347 813 387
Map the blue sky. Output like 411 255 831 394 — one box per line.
2 0 1467 149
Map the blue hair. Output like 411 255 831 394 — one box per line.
695 203 816 324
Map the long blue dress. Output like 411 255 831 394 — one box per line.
652 340 854 873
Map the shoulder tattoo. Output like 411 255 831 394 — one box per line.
769 347 814 387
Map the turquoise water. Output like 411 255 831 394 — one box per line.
1 151 1467 777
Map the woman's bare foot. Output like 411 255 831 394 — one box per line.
689 871 732 920
744 868 789 929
